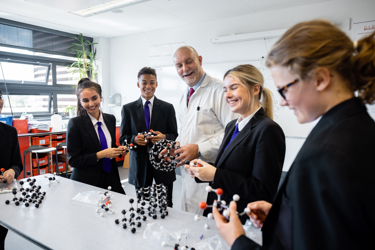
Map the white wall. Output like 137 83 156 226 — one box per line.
103 0 375 171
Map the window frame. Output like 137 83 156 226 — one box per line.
0 51 78 119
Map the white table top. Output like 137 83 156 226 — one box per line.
0 176 230 250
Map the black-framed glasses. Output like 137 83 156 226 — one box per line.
277 79 299 100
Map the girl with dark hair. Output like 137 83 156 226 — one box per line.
214 20 375 250
186 64 285 224
67 78 127 194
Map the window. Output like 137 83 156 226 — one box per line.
0 61 50 84
0 18 94 118
1 94 51 114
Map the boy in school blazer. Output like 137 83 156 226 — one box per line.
119 67 178 207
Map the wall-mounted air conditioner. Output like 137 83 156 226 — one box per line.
211 29 287 44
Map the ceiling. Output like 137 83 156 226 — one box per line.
0 0 329 38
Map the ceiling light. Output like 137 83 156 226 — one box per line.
211 29 287 44
71 0 149 17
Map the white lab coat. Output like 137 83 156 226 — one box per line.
176 73 239 213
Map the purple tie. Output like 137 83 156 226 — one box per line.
144 100 150 132
225 123 240 150
187 88 195 107
97 121 112 173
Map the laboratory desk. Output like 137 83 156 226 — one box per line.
0 176 230 250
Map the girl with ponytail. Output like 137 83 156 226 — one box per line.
67 78 127 194
186 64 286 224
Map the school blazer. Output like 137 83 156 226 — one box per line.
119 97 178 187
67 113 121 188
232 98 375 250
204 108 285 223
0 122 23 178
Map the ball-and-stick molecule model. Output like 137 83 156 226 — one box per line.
5 177 46 208
44 172 60 185
194 186 250 224
137 130 156 142
96 186 114 217
123 139 137 152
114 184 169 234
161 234 196 250
149 139 181 172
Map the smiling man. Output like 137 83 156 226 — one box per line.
119 67 178 207
172 46 238 213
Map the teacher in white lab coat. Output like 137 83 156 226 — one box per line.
172 46 238 213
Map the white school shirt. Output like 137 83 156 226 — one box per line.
140 95 154 126
236 107 261 131
88 112 112 151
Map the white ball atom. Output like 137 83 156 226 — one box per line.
204 223 209 229
233 194 240 201
244 208 251 214
162 241 167 246
206 186 212 192
207 213 213 219
223 210 230 217
194 215 200 221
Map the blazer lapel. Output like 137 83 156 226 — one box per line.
214 124 234 165
81 115 101 151
216 108 266 168
136 97 147 132
150 96 160 130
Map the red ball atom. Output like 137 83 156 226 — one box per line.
199 201 207 209
216 188 223 195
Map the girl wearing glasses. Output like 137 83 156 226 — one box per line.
67 78 127 194
186 64 286 224
214 20 375 249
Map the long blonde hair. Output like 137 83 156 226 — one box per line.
224 64 273 119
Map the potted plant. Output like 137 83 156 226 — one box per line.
64 106 77 118
68 33 98 81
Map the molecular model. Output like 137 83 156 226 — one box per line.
96 186 114 217
5 172 46 208
161 234 196 250
44 172 60 185
194 186 250 227
123 139 137 152
137 130 156 142
149 139 182 172
0 168 7 183
114 183 169 234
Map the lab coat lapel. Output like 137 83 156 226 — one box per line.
136 97 147 132
81 115 101 151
